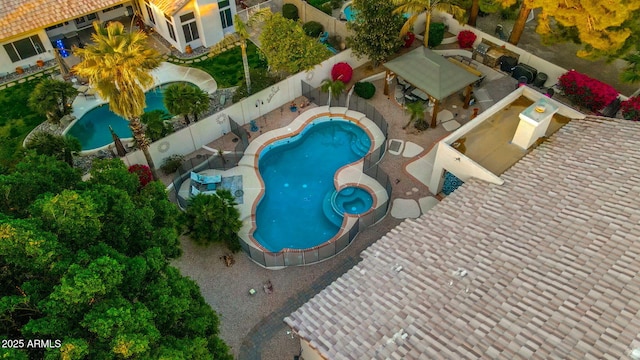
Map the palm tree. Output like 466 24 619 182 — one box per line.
402 101 427 130
320 79 347 107
209 8 272 95
28 79 78 124
467 0 479 26
74 21 162 179
164 83 210 124
391 0 466 48
508 4 531 45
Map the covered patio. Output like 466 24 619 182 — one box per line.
384 47 480 128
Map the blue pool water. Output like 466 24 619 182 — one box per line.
333 187 373 215
67 83 188 150
254 119 372 252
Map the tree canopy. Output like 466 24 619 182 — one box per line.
346 0 405 67
183 190 242 252
501 0 640 59
0 156 233 359
259 13 332 74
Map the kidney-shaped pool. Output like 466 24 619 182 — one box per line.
253 119 374 252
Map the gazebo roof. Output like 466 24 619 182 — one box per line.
384 47 479 101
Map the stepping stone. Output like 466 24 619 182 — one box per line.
412 187 419 193
437 109 453 123
405 191 412 196
442 120 461 132
391 199 421 219
419 196 439 214
388 139 404 156
402 141 424 158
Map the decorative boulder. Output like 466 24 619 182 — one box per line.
331 62 353 83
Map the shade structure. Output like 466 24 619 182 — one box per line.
384 47 478 101
109 125 127 157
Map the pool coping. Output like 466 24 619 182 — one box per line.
61 62 216 155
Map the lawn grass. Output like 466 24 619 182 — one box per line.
0 79 45 170
191 42 267 88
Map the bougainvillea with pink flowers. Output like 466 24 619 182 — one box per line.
457 30 477 49
558 70 618 112
621 96 640 121
331 62 353 83
128 164 153 187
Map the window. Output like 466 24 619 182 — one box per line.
3 35 45 62
144 0 155 24
218 0 233 29
219 9 232 29
181 12 199 42
166 20 176 41
87 13 98 20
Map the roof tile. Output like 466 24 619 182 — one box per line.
285 117 640 359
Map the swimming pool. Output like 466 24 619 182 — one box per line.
342 2 408 22
67 82 190 151
253 119 373 252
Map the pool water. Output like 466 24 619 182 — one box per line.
254 120 372 252
332 187 373 215
67 83 189 150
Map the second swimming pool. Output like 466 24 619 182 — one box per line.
253 119 373 252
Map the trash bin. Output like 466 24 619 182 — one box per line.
533 72 548 88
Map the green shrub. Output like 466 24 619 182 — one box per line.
330 0 342 9
282 3 299 21
354 82 376 99
320 2 333 15
161 154 184 175
184 189 242 251
303 21 324 38
428 22 446 48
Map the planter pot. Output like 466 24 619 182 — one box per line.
185 45 193 54
36 60 45 67
15 67 24 74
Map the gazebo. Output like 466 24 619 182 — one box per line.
384 47 480 128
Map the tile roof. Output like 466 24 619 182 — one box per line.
285 116 640 359
0 0 126 40
149 0 191 16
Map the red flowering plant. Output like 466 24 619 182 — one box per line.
331 62 353 83
128 164 153 187
621 96 640 121
457 30 477 49
557 70 618 112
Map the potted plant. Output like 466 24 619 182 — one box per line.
185 44 193 54
16 66 24 74
36 59 45 67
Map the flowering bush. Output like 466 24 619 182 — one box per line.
331 62 353 83
558 70 618 112
128 164 153 187
457 30 477 49
621 96 640 121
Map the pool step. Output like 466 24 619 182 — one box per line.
322 190 344 227
351 137 370 157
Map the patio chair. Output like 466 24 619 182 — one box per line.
319 31 329 43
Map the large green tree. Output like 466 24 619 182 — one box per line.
24 132 81 166
346 0 405 67
0 156 232 359
27 79 77 124
74 21 162 179
209 8 272 94
391 0 466 48
259 13 332 75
